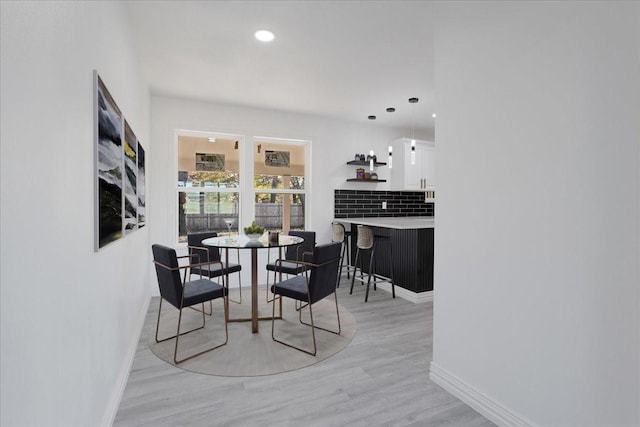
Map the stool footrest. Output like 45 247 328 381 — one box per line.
351 274 392 284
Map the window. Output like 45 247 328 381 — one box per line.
253 139 308 233
177 134 241 242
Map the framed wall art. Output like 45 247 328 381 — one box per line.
137 142 146 228
94 70 146 250
123 120 138 234
195 152 225 171
94 71 124 250
265 150 290 167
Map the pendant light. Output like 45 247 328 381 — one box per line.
386 107 395 169
409 97 419 165
368 115 376 171
411 139 416 164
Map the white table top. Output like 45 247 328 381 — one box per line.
335 216 435 230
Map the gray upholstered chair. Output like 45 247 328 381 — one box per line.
265 230 316 302
188 231 243 304
270 242 342 355
152 244 228 364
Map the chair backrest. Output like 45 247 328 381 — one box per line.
287 230 316 261
331 222 345 243
308 242 342 304
187 231 221 264
152 244 184 308
356 225 374 250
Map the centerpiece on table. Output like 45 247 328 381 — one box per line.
243 221 265 240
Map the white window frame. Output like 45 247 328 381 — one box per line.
249 136 311 233
174 129 245 245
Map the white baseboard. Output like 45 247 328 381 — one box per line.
339 271 433 303
101 294 151 427
374 281 433 303
429 362 535 427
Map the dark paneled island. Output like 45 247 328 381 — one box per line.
335 217 434 303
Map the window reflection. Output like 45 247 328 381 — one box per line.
177 135 241 243
254 193 305 233
253 140 307 234
178 191 239 242
177 171 239 188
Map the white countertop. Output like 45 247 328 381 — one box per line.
335 216 435 229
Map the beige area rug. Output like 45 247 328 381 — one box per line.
148 286 357 376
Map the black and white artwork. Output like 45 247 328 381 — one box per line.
195 152 225 171
265 150 290 167
137 143 146 228
123 120 138 234
95 73 123 250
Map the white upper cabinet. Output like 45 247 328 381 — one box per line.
389 138 435 192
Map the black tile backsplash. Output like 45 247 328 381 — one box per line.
334 189 434 218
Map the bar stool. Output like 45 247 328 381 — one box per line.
349 225 395 302
331 222 353 286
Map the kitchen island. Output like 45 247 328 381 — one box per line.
335 216 434 303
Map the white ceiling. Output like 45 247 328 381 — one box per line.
126 1 436 135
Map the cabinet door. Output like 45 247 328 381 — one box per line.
390 138 434 191
423 143 435 190
404 142 427 190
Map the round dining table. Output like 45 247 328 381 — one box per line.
202 234 304 333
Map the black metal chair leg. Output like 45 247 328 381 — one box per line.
346 235 351 279
336 242 345 288
349 248 360 294
389 239 395 298
372 243 377 291
365 246 375 302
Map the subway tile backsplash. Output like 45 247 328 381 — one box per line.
334 190 434 218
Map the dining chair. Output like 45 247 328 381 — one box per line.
188 231 243 305
152 244 228 364
265 230 316 302
270 242 342 356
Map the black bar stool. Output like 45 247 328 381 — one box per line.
331 222 353 286
349 225 395 302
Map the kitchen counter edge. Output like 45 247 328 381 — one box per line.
334 216 435 230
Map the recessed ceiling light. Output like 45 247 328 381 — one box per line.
432 113 436 118
255 29 275 42
208 137 216 142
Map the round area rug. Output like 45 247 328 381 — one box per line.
148 287 357 376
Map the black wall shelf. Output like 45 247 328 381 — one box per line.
346 178 387 182
346 160 387 166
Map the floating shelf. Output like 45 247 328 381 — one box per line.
346 160 387 166
346 178 387 182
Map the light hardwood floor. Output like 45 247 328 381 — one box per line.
114 276 494 426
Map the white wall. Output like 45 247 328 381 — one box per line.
431 2 639 426
149 96 419 292
0 2 150 426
